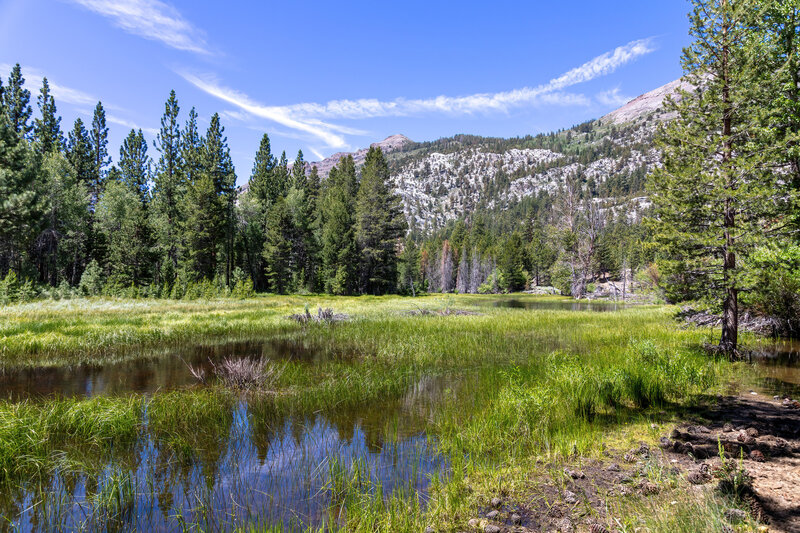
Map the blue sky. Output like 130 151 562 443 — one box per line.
0 0 690 185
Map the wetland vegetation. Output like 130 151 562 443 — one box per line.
1 293 788 532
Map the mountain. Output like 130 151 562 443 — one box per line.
309 134 413 177
248 79 681 232
372 79 683 231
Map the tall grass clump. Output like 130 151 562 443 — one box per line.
0 396 142 484
148 389 236 463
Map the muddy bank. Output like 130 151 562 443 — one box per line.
454 393 800 533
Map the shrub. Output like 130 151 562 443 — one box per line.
79 259 104 296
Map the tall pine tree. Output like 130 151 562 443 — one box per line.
354 147 406 294
3 64 32 138
649 0 789 355
34 78 62 154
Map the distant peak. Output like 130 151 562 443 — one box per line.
372 134 413 149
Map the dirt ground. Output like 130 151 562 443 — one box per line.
457 393 800 533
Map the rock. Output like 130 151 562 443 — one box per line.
749 449 766 462
424 528 435 533
617 484 633 496
745 427 759 438
511 513 522 525
490 497 503 508
723 422 735 433
468 519 481 529
773 395 781 400
724 508 747 524
737 432 756 445
606 463 621 472
670 428 682 439
623 452 636 463
486 510 499 520
590 524 610 533
484 526 501 533
783 399 800 409
563 490 579 504
659 436 673 449
563 468 585 479
637 443 651 455
555 517 574 533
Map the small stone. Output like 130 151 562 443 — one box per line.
746 427 759 438
688 469 711 485
737 432 756 445
750 391 758 396
606 463 621 472
490 497 503 508
774 395 781 400
484 526 501 533
723 422 735 433
659 436 672 449
650 423 658 429
511 513 522 525
563 489 579 504
670 428 682 439
563 468 585 479
468 519 480 529
617 485 633 496
590 524 610 533
637 443 651 455
749 449 766 462
486 510 499 520
623 452 636 463
724 508 748 524
424 528 435 533
555 517 574 533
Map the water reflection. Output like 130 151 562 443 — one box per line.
492 299 625 312
746 339 800 397
0 339 347 400
1 376 455 532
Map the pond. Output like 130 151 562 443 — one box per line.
747 338 800 397
0 374 457 531
490 298 625 312
0 339 350 400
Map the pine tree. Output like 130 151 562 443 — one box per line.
320 157 358 294
184 171 220 281
152 90 184 280
34 78 63 154
202 113 237 285
0 114 43 275
89 102 110 206
3 64 32 138
649 0 790 355
248 134 278 207
354 147 406 294
66 119 95 191
262 198 293 293
118 130 150 204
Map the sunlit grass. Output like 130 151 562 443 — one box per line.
0 294 757 531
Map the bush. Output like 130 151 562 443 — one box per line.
79 259 104 296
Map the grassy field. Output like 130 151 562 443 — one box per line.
0 294 757 531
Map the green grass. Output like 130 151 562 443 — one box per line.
0 294 759 531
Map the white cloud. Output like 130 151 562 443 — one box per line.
179 72 351 149
597 88 632 107
106 115 159 136
180 38 655 148
67 0 210 55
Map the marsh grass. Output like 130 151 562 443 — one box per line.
0 294 758 531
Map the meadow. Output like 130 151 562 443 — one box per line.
0 294 760 531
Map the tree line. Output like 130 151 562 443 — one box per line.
0 67 406 299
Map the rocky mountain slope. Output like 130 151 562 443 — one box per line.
306 79 681 231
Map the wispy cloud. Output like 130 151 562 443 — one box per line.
0 62 102 108
597 88 632 107
67 0 210 55
180 38 655 149
106 115 159 136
